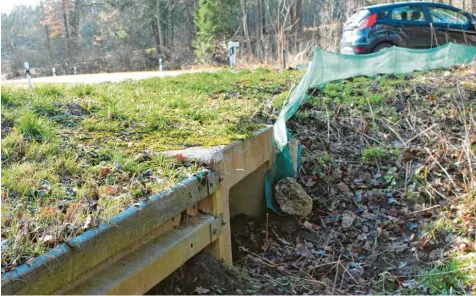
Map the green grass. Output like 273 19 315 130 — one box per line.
411 254 476 294
0 68 302 270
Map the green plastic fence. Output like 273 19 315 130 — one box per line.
266 42 476 213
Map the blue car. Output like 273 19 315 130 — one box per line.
340 1 476 54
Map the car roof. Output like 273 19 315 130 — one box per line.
362 1 458 11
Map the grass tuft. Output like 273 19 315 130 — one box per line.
17 111 55 141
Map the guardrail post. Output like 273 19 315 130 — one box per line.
199 173 233 264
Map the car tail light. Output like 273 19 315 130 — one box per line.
354 47 366 53
358 13 377 30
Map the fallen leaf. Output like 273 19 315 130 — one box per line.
277 237 292 245
403 149 413 162
194 286 210 294
42 235 55 245
295 241 311 257
25 257 36 266
176 153 187 163
83 215 93 230
305 181 316 187
262 239 272 251
341 211 356 228
106 186 120 196
387 198 401 206
337 182 350 193
402 279 416 289
100 167 111 176
303 221 313 229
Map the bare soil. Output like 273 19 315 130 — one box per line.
148 252 253 295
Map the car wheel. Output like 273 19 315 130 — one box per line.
372 43 392 53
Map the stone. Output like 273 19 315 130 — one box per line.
274 177 312 216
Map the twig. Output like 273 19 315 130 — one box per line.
339 261 358 284
404 160 410 198
324 104 330 144
265 213 269 242
424 147 460 195
411 204 441 214
406 123 438 144
332 254 341 295
416 265 476 277
377 118 406 147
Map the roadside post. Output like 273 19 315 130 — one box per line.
159 58 163 71
74 66 77 75
52 68 56 77
24 62 32 88
228 41 240 68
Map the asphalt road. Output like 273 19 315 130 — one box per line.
1 69 214 86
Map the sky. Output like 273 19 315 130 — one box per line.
0 0 39 14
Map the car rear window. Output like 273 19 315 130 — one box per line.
391 5 425 22
429 6 468 25
346 9 371 25
377 10 389 20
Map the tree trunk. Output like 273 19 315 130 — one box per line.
261 0 266 35
62 0 72 73
156 0 164 54
255 0 262 60
296 0 303 33
151 19 160 55
40 0 54 68
167 2 174 48
69 0 81 56
240 0 253 56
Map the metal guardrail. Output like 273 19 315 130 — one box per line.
1 170 221 295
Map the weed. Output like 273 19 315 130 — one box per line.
361 146 388 164
360 93 383 106
316 152 334 166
